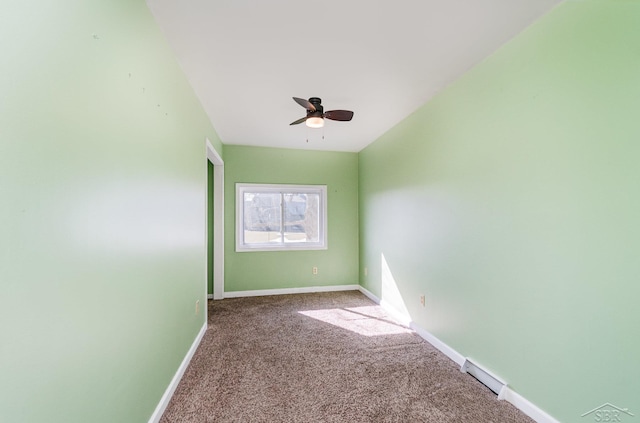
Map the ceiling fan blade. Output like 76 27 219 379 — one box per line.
289 116 307 125
324 110 354 121
293 97 316 111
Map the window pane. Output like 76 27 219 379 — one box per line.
243 192 282 244
283 193 319 243
236 184 326 252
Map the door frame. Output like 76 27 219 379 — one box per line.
206 138 224 299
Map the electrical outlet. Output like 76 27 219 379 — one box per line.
312 266 318 275
195 300 200 315
419 294 425 307
364 267 368 276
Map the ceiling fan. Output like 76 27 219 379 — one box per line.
290 97 354 128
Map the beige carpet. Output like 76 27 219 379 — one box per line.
160 291 534 422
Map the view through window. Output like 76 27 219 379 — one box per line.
236 184 327 251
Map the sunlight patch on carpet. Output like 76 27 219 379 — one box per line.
298 306 413 337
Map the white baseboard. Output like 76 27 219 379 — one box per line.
359 286 410 326
499 387 560 423
358 285 380 303
224 284 360 298
409 322 465 367
148 322 207 423
356 286 557 423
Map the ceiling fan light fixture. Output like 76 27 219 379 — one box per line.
306 117 324 128
290 97 352 129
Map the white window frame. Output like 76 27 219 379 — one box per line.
236 183 328 252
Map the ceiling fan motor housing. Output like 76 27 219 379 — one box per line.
307 97 323 117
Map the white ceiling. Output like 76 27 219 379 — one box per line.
146 0 562 152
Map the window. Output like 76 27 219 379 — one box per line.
236 183 327 252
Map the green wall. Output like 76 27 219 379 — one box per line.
358 1 640 422
224 145 359 293
0 1 222 422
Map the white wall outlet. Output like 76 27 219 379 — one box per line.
420 294 426 307
195 300 200 315
312 266 318 275
364 267 368 276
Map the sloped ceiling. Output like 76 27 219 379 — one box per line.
147 0 562 152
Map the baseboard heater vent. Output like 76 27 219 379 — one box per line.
461 358 507 398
